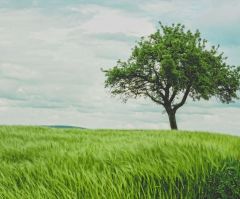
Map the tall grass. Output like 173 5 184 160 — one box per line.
0 126 239 198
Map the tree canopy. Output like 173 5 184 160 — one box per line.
103 23 240 130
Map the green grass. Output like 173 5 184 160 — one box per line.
0 126 239 199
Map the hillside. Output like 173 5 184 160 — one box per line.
0 126 239 198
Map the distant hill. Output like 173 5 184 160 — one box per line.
45 125 86 129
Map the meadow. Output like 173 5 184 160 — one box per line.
0 126 239 199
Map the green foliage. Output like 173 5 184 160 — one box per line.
103 23 240 129
0 126 239 199
104 23 240 104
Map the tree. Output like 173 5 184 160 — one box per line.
102 23 240 130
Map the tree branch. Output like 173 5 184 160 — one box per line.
164 83 171 100
173 84 191 111
145 90 164 105
152 67 164 89
169 89 177 103
135 71 166 101
151 66 169 103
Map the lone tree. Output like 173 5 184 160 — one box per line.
103 23 240 130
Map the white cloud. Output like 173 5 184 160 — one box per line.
0 62 40 80
77 5 155 36
196 0 240 26
140 1 178 14
32 27 73 44
178 106 240 135
0 7 142 119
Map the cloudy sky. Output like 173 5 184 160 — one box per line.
0 0 239 135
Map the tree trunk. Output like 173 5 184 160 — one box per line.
167 111 178 130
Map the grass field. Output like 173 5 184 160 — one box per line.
0 126 239 199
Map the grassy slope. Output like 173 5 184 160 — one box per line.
0 126 239 199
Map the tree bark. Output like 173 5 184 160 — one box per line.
167 111 178 130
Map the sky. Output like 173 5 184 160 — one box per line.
0 0 240 135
